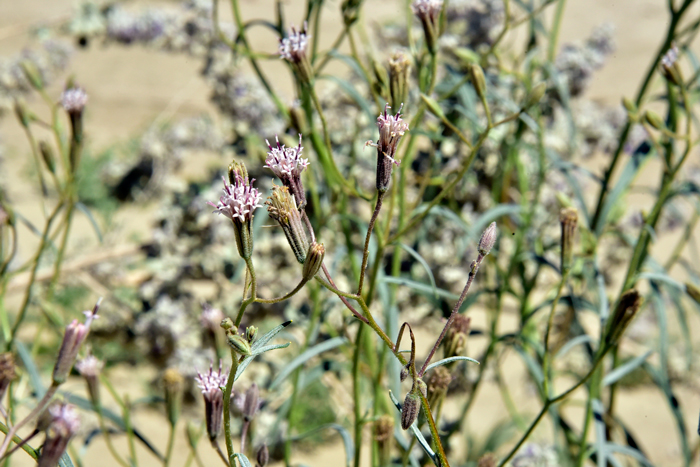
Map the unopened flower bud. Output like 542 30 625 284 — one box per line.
53 301 100 385
415 378 427 398
426 366 451 407
373 415 394 466
75 354 103 406
478 222 497 258
400 363 409 382
622 97 637 115
163 368 183 427
559 207 578 274
371 58 389 99
246 326 258 343
525 82 547 108
644 110 665 131
469 63 487 102
39 141 56 174
20 61 44 90
14 101 30 128
302 242 325 281
266 185 310 264
0 353 16 403
227 332 252 356
38 403 80 467
196 361 229 441
685 283 700 305
256 444 269 467
220 317 235 331
400 391 420 430
389 51 410 110
341 0 363 25
606 289 643 345
445 314 470 357
243 384 260 422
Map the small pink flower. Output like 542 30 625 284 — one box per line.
208 173 262 223
278 23 310 63
38 403 80 467
195 361 229 441
61 87 88 114
265 134 308 209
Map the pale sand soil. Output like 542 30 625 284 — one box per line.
0 0 700 466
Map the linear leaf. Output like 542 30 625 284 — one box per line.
602 350 653 387
75 202 103 243
233 453 253 467
555 335 594 360
424 356 480 372
251 321 292 352
381 276 459 301
396 243 438 299
235 343 290 382
269 337 347 389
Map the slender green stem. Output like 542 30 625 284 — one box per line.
123 396 138 467
352 324 365 467
547 0 568 61
357 193 385 296
0 383 58 460
222 350 240 464
7 201 63 350
542 270 569 397
47 195 76 299
163 423 176 467
0 422 38 461
97 404 130 467
234 258 257 328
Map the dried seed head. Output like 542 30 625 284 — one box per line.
195 361 229 441
606 289 643 345
265 135 309 209
163 368 184 427
478 222 497 258
0 353 15 403
374 414 394 464
400 391 420 430
266 185 310 264
38 403 80 467
426 366 451 398
243 384 260 422
302 242 325 282
559 207 578 273
256 444 269 467
445 314 470 357
375 104 409 193
477 453 497 467
52 301 100 385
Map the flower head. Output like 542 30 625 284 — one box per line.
38 403 80 467
61 87 88 114
411 0 443 23
195 361 229 399
75 354 103 378
208 174 262 224
266 184 310 264
278 23 310 64
265 135 308 209
52 300 101 385
195 361 229 441
373 104 409 193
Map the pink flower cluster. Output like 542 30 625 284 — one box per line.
208 173 262 223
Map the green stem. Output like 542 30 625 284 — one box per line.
97 404 130 467
222 350 240 464
352 324 364 467
357 193 385 296
0 422 38 461
547 0 568 61
164 423 176 467
542 270 569 397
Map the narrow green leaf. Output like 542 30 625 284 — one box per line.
396 243 438 299
15 342 46 396
251 321 292 352
252 342 291 356
58 452 75 467
75 202 103 243
602 350 653 387
424 356 480 373
269 337 347 389
381 276 459 300
555 335 594 360
233 453 253 467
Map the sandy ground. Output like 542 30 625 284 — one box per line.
1 0 700 466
